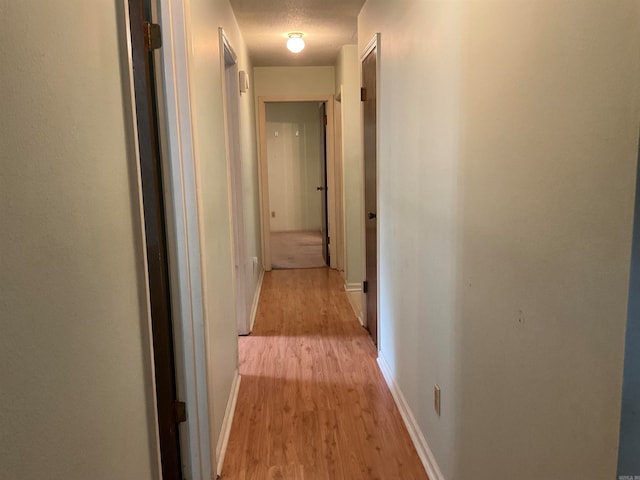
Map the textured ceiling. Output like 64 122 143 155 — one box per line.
230 0 366 66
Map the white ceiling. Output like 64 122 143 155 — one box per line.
230 0 366 67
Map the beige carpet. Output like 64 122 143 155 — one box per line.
270 231 326 269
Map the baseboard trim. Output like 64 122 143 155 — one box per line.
215 369 241 476
348 293 364 326
343 283 363 326
344 281 361 292
377 353 446 480
249 268 265 332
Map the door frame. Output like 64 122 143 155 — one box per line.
257 96 338 271
126 0 184 477
219 28 250 336
140 0 214 478
361 33 381 350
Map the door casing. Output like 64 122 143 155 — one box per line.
126 0 183 477
138 0 214 478
219 29 250 336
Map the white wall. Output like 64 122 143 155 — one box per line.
335 45 364 291
183 0 260 466
0 2 158 479
266 102 323 232
359 1 640 479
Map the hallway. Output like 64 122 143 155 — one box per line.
221 268 428 479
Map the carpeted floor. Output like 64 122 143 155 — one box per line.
271 230 326 269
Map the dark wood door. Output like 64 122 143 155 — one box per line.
362 47 378 347
127 1 183 478
319 103 330 265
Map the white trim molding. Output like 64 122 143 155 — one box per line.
377 353 445 480
149 0 213 478
361 32 380 61
344 282 362 292
216 370 242 476
344 282 364 326
249 268 265 332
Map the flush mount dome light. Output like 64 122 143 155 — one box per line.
286 33 305 53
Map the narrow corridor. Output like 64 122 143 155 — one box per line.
221 268 428 479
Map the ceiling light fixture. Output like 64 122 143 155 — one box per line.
286 33 305 53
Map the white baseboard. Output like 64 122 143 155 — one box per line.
249 268 264 332
344 281 361 292
377 353 445 480
216 370 242 476
343 283 363 326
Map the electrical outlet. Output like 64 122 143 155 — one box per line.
271 211 276 218
434 385 441 416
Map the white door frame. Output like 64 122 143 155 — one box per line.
219 29 249 335
257 95 338 271
149 0 213 478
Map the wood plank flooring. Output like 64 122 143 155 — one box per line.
221 268 428 480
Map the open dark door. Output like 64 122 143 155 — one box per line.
127 1 183 478
318 102 330 266
362 43 378 347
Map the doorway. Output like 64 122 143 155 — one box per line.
259 99 337 270
362 34 379 348
267 101 326 269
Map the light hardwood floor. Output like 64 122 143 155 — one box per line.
221 268 429 480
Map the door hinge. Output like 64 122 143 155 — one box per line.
363 280 368 293
327 236 330 245
323 114 328 126
361 87 366 102
174 400 187 424
144 22 162 51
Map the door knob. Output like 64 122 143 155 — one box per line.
368 212 377 220
317 186 325 191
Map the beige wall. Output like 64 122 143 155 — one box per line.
0 2 158 479
253 66 336 98
185 0 260 465
335 45 363 289
359 1 640 479
266 102 323 232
